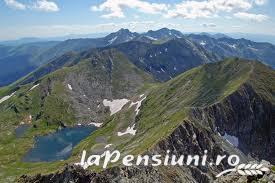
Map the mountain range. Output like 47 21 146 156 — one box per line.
0 28 274 183
2 28 275 87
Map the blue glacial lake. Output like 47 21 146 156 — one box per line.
23 125 96 162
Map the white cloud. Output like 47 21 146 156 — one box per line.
166 0 252 19
234 12 269 22
4 0 59 12
202 23 217 28
92 0 267 20
254 0 268 5
91 0 169 18
32 0 59 12
4 0 26 10
232 25 242 29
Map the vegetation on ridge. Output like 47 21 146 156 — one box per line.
0 58 274 182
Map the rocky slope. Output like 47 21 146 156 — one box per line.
114 38 217 81
187 34 275 68
17 37 217 86
3 28 275 87
13 59 275 183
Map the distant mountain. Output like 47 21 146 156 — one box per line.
0 28 184 87
187 34 275 68
0 41 59 86
2 28 275 87
113 38 217 81
142 28 184 40
0 33 110 46
211 33 231 39
17 37 218 86
194 32 231 39
0 37 45 46
104 28 139 45
37 28 185 64
228 33 275 45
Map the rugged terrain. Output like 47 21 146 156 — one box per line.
2 28 275 87
0 48 154 182
0 58 274 182
187 34 275 68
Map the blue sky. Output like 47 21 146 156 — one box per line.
1 0 275 40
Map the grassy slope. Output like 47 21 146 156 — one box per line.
1 58 273 181
247 61 275 104
69 58 258 168
0 68 76 181
0 49 154 182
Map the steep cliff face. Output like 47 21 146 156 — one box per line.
190 83 275 164
151 121 226 183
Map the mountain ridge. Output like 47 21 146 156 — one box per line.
1 28 275 87
12 59 275 183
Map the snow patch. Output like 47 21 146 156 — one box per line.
118 124 136 136
105 144 112 148
89 122 103 127
165 48 168 52
223 132 239 147
67 84 73 90
108 36 117 44
0 92 16 104
103 99 129 116
200 41 206 46
30 84 39 91
161 68 165 72
125 35 135 42
228 44 237 49
129 95 147 115
146 36 157 41
248 46 259 51
174 66 177 71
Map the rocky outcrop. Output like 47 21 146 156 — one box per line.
190 84 275 164
17 165 180 183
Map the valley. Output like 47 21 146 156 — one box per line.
0 28 274 183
